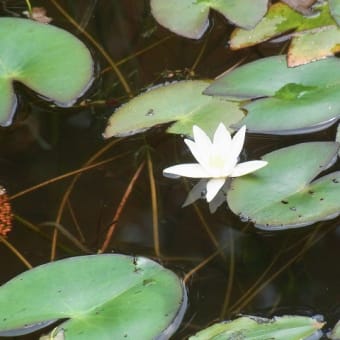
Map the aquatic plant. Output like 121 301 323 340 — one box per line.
0 1 339 338
0 255 186 339
0 17 93 126
189 315 325 340
163 124 267 202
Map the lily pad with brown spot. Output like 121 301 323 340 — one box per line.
227 142 340 229
103 80 244 138
230 1 340 66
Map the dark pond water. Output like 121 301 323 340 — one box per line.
0 1 339 339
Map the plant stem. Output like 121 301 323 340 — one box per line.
25 0 32 15
99 161 145 253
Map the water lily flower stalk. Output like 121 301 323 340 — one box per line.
163 123 268 202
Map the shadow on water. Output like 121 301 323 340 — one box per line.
0 1 339 339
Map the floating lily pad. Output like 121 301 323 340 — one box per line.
205 55 340 134
0 254 186 339
0 17 93 126
189 315 324 340
150 0 268 39
230 1 340 66
227 142 340 229
281 0 318 15
329 320 340 339
103 80 244 138
288 25 340 66
329 0 340 25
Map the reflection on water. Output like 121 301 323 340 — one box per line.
0 1 339 339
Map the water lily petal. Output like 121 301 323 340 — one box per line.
212 123 231 153
208 186 227 213
206 178 226 202
192 125 212 155
163 163 210 178
231 160 268 177
182 179 208 207
230 125 246 161
184 139 210 170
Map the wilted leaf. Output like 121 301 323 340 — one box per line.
288 25 340 66
23 7 53 24
230 1 340 66
189 315 324 340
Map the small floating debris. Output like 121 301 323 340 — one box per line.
0 187 12 237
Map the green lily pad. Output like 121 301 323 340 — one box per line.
205 55 340 134
227 142 340 229
150 0 268 39
329 0 340 25
0 17 93 126
281 0 318 15
189 315 324 340
0 254 186 339
230 1 340 66
103 80 244 138
329 320 340 339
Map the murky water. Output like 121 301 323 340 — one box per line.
0 1 339 339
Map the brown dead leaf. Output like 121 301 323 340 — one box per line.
23 7 52 24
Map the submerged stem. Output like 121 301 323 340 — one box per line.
147 151 161 258
49 0 132 97
99 161 145 253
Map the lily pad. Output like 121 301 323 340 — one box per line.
329 320 340 339
281 0 318 15
0 17 93 126
288 25 340 67
103 80 244 138
227 142 340 229
189 315 324 340
0 254 186 339
205 55 340 135
150 0 268 39
230 1 340 66
329 0 340 25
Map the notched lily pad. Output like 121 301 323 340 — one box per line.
205 55 340 135
230 1 340 66
0 17 93 126
103 80 244 138
227 142 340 229
189 315 324 340
150 0 268 39
0 254 186 339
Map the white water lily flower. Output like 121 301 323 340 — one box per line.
163 123 268 202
